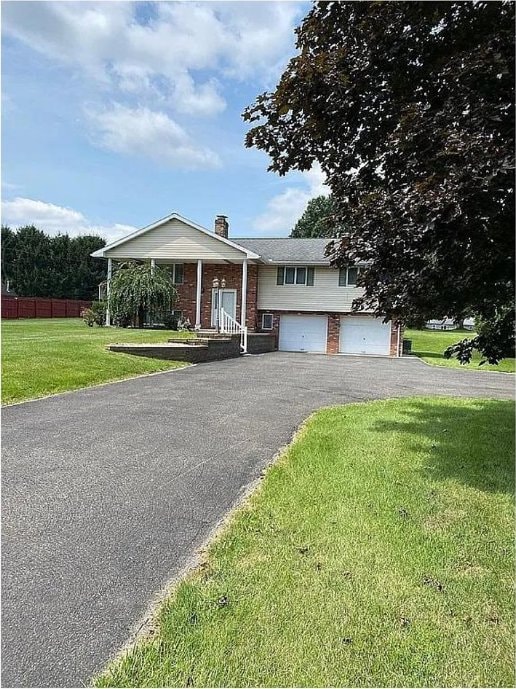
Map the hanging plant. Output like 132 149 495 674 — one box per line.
108 261 177 328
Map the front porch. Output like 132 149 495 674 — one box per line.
94 212 261 333
171 259 258 331
104 258 258 328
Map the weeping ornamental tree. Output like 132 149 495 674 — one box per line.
108 262 177 328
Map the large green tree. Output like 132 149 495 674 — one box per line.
67 235 107 300
1 226 19 290
290 195 335 238
244 1 515 363
5 226 53 297
1 226 106 299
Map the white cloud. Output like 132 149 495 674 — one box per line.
1 197 136 242
87 104 221 169
252 164 330 235
2 1 304 115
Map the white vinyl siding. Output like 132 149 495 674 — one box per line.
104 218 248 261
257 265 369 312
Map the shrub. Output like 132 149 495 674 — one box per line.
178 316 194 331
82 300 106 327
162 312 179 330
81 308 95 327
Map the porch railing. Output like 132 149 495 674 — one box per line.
220 308 248 353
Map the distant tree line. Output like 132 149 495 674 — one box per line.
1 226 106 300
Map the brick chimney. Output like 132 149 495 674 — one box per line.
214 215 229 239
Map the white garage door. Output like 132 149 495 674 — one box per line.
339 316 391 355
279 315 328 353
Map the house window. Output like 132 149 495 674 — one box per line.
276 266 315 286
339 266 360 286
164 263 184 284
144 309 183 327
262 313 274 330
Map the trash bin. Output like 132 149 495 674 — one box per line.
402 339 412 355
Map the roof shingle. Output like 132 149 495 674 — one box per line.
232 237 334 264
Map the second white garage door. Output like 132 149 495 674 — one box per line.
339 316 391 355
279 315 328 353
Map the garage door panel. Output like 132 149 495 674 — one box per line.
339 316 391 355
279 315 328 353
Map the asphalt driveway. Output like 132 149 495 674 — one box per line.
2 353 514 687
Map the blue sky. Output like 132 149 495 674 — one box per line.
2 0 327 242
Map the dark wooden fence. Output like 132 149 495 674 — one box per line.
1 297 92 319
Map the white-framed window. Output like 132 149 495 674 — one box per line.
144 309 183 327
276 266 315 286
261 313 274 330
166 263 184 284
339 266 360 287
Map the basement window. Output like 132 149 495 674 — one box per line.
262 313 274 330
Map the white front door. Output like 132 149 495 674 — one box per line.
211 289 237 327
339 316 391 355
279 315 328 353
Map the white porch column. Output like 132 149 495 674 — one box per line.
150 258 156 273
241 259 248 327
195 259 202 328
105 257 113 327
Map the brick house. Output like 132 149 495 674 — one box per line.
92 212 402 357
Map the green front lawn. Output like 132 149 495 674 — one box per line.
96 397 515 688
2 318 193 404
405 328 515 373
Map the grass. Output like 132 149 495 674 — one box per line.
405 328 515 373
1 318 194 404
95 397 515 688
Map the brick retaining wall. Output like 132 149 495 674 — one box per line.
108 335 241 363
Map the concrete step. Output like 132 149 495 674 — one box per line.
196 330 236 339
167 336 232 344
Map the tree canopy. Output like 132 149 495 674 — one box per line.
290 195 335 238
1 226 106 300
244 1 515 363
108 262 177 328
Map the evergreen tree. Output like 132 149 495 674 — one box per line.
1 226 106 299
